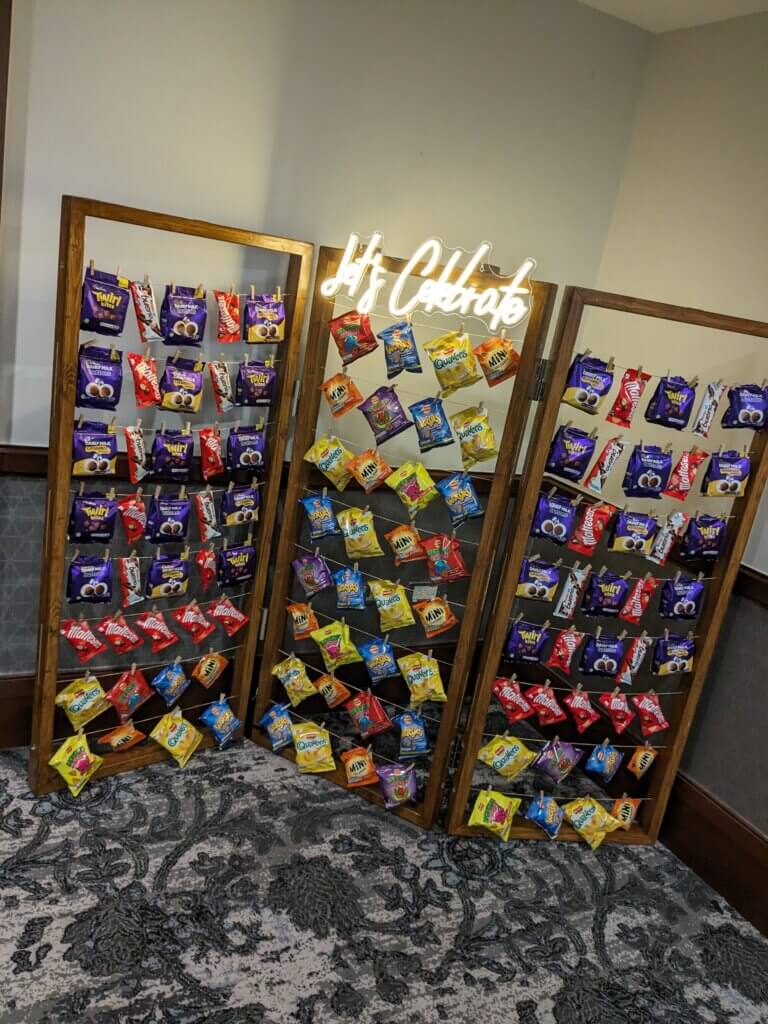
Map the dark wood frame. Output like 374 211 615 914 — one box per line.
447 286 768 843
250 244 556 828
28 195 312 794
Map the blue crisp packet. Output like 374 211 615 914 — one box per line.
721 384 767 430
408 397 454 453
358 636 399 683
586 741 623 781
260 703 293 751
525 795 564 839
300 494 340 540
200 697 241 749
436 470 483 526
377 321 422 379
151 662 191 707
505 619 550 662
393 710 430 759
530 490 577 544
545 425 596 482
333 565 366 610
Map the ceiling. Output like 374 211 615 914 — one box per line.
579 0 768 33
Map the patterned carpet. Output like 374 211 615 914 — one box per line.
0 742 766 1023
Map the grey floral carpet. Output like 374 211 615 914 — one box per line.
0 743 766 1023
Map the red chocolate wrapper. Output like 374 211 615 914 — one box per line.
618 575 658 625
567 502 617 557
199 427 225 480
59 617 108 663
134 609 178 653
171 602 216 643
117 493 147 545
563 688 600 733
195 547 217 590
124 425 149 485
662 448 708 501
214 290 241 343
492 676 535 724
631 691 670 736
615 634 653 686
207 595 249 636
544 628 585 674
96 613 143 654
525 684 567 726
606 368 651 428
195 489 221 542
127 350 161 408
117 554 144 607
598 689 636 734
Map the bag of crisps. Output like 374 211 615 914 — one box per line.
314 673 352 708
341 745 378 787
55 675 109 730
385 461 438 515
260 703 293 751
310 619 363 672
397 652 446 703
320 372 363 417
368 580 415 631
474 335 520 387
272 656 317 706
413 596 458 638
451 406 498 468
287 602 319 641
304 436 354 490
347 449 392 493
468 789 521 841
150 708 203 768
337 507 384 559
477 735 536 780
48 732 103 796
563 796 622 849
424 331 481 395
292 721 335 773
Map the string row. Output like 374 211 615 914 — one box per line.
59 588 252 628
268 701 404 768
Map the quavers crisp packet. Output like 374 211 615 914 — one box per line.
413 596 458 638
290 724 335 770
721 384 767 429
420 533 468 583
436 471 483 527
385 461 438 514
73 420 117 476
627 744 657 779
368 580 416 631
328 311 378 365
287 601 318 642
55 675 108 730
477 735 535 780
545 425 596 482
474 335 520 387
398 653 446 703
48 733 103 797
337 507 384 559
333 565 366 610
424 332 481 395
304 436 354 490
451 406 498 469
300 493 340 539
525 795 564 839
341 746 378 787
562 353 614 414
272 656 317 706
320 372 364 417
314 673 352 709
347 449 392 493
199 697 241 750
586 740 623 782
384 523 425 565
468 789 520 841
359 386 414 445
358 636 399 683
310 619 362 672
611 796 641 830
345 690 392 739
409 397 453 453
564 797 622 850
150 708 203 768
260 704 293 751
377 762 417 809
393 710 430 759
378 321 422 378
192 652 229 689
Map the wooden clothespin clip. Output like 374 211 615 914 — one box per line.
250 285 255 300
595 625 603 639
88 259 95 273
171 280 176 294
618 629 627 640
228 480 234 493
78 480 85 496
194 282 204 299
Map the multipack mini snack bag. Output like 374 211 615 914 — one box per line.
55 675 108 729
606 367 651 427
320 372 364 417
150 709 202 767
477 735 536 780
413 596 458 638
130 277 163 343
328 310 378 365
622 444 672 498
92 722 146 756
81 266 130 336
701 450 750 496
424 331 480 395
377 320 422 378
192 652 230 689
151 429 193 482
385 461 438 514
345 690 392 739
627 744 657 779
644 375 696 430
313 673 352 709
272 656 316 706
337 507 384 559
243 291 285 342
368 580 415 631
160 356 204 413
562 353 614 414
333 566 366 610
545 425 596 483
384 524 425 566
436 471 483 527
299 494 340 541
474 335 519 387
49 733 103 797
505 619 550 662
68 492 118 544
398 652 446 703
347 449 392 493
531 490 577 544
213 289 241 342
159 284 207 345
450 406 498 469
516 558 560 602
611 796 641 831
304 436 353 490
721 384 767 429
564 797 622 850
359 386 414 445
199 698 241 750
72 421 117 476
235 360 276 407
77 344 123 410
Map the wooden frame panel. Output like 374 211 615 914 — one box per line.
251 243 556 828
29 195 312 794
447 286 768 843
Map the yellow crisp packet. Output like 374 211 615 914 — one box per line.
292 721 335 773
304 435 354 490
337 507 384 559
563 796 622 849
424 331 481 395
450 406 498 468
385 461 438 514
397 652 446 703
55 675 109 730
150 708 203 768
468 789 521 841
477 735 536 780
272 655 317 707
368 580 416 632
310 620 363 672
48 732 103 797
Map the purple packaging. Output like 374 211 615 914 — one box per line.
220 484 259 527
226 426 267 473
160 357 205 413
80 267 130 336
159 284 207 345
644 375 696 430
701 451 751 497
545 426 596 483
679 514 727 560
72 421 117 476
67 555 113 604
408 397 453 452
217 544 256 587
146 495 191 543
151 429 193 481
652 634 695 675
517 559 560 601
562 353 613 414
376 762 418 809
243 293 285 342
610 510 658 555
76 345 123 410
359 386 414 445
622 444 672 498
235 361 276 407
580 570 630 617
292 554 333 597
505 619 550 662
721 384 767 430
145 553 189 598
534 738 582 783
530 491 577 544
67 492 118 544
659 576 704 619
579 632 626 676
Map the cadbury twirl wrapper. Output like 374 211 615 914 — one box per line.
545 426 596 483
701 451 751 496
151 429 193 481
378 321 422 378
679 514 727 560
606 368 651 428
692 381 726 438
531 491 577 545
553 565 589 620
160 357 205 413
567 502 617 557
610 510 658 555
659 576 704 619
580 570 630 617
647 511 689 567
243 292 285 342
67 492 118 544
584 437 625 495
76 345 123 410
505 620 550 663
644 375 696 430
652 634 695 675
579 632 625 676
67 555 113 604
159 284 207 345
227 425 266 472
235 361 276 407
562 353 613 414
615 634 652 686
516 559 560 601
721 384 767 430
663 448 708 501
359 386 413 445
146 495 190 543
217 544 256 587
130 278 163 343
145 553 189 598
409 397 453 452
622 444 671 498
220 484 259 527
72 421 117 476
80 267 130 336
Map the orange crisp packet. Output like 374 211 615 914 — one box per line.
611 796 641 830
314 673 352 708
474 336 520 387
413 596 459 638
192 652 229 689
287 602 319 641
347 449 392 494
341 745 378 787
320 372 364 417
384 523 426 565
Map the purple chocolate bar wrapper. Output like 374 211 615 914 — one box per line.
227 426 267 473
219 485 259 526
235 362 276 407
159 285 207 345
530 491 577 544
505 619 550 662
659 576 704 619
67 556 113 604
76 345 123 410
359 386 414 445
644 376 695 430
292 554 333 597
679 514 727 560
151 430 193 481
545 426 596 482
72 422 117 476
622 444 672 498
217 544 256 587
145 554 189 597
580 571 630 617
579 633 625 675
146 496 191 543
721 384 767 430
80 268 130 336
67 493 118 544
